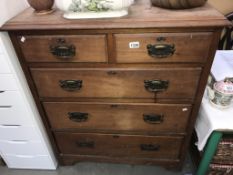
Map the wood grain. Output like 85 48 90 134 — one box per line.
54 132 183 159
2 0 228 168
115 32 213 63
18 35 107 63
31 67 201 100
43 102 192 133
1 0 229 31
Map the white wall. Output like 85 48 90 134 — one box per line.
209 0 233 15
0 0 28 27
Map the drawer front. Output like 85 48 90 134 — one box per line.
2 155 56 169
115 33 213 63
0 91 32 125
55 132 183 159
18 35 108 63
31 68 201 99
0 54 11 73
0 75 18 91
44 102 191 133
0 103 31 125
0 140 47 155
0 126 39 140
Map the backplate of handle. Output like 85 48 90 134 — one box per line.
147 44 175 58
68 112 89 122
76 141 95 148
59 80 82 91
144 80 169 92
50 38 76 59
140 144 160 151
143 114 164 124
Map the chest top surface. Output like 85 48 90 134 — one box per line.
1 0 230 31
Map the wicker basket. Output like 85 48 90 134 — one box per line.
208 164 233 175
213 139 233 165
208 138 233 175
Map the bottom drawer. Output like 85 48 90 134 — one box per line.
2 154 56 169
55 132 183 160
0 140 47 155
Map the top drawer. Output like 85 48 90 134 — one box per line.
115 33 213 63
17 35 108 63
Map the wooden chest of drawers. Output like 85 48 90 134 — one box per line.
1 0 229 170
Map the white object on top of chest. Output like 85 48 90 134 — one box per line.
55 0 134 19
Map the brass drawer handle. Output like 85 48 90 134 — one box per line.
59 80 82 91
50 38 76 59
147 44 175 58
76 141 95 148
140 144 160 151
144 80 169 92
68 112 89 122
143 114 164 124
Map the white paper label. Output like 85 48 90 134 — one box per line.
20 36 26 43
129 42 140 49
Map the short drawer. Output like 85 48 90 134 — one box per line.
0 91 32 125
115 33 213 63
2 154 56 169
0 54 11 73
31 67 201 100
55 132 183 159
0 75 18 91
17 35 108 63
44 102 191 133
0 125 39 140
0 140 47 155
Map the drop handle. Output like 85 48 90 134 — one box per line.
140 144 160 151
68 112 89 122
76 141 95 148
144 80 169 92
50 38 76 59
147 43 175 58
59 80 82 91
143 114 164 124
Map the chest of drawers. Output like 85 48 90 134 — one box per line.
1 0 229 170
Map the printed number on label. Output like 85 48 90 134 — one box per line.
129 42 140 49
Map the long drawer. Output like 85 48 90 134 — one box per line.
44 102 191 133
17 35 108 63
31 67 201 100
55 132 183 160
115 32 213 63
